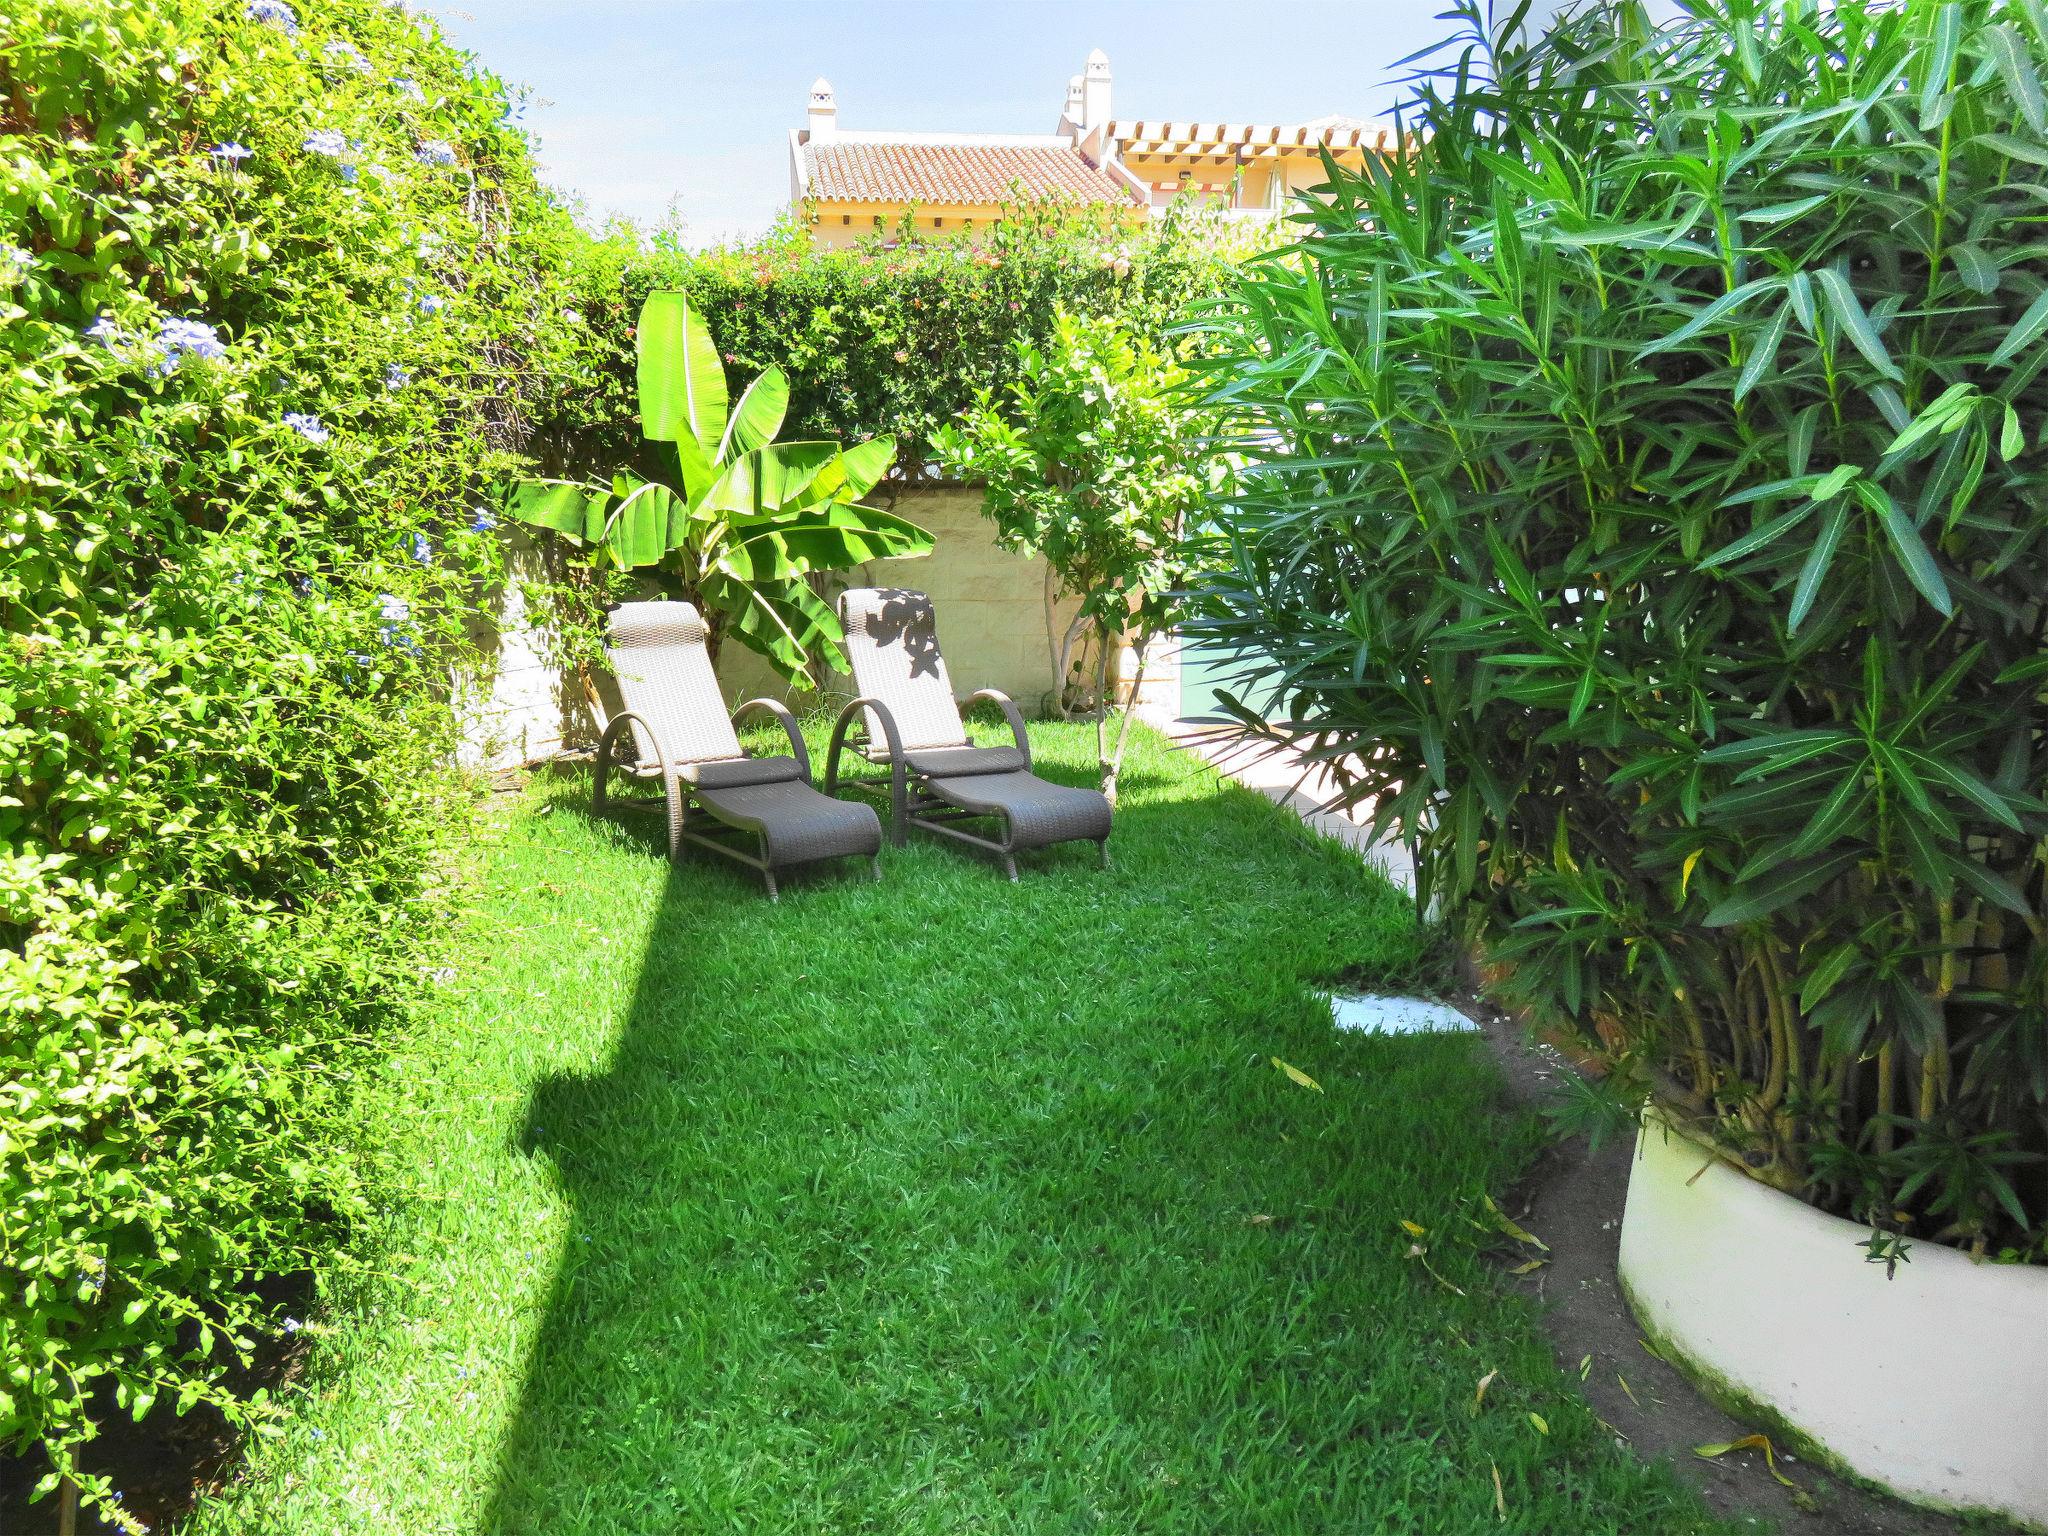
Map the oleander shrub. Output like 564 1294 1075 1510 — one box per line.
1190 0 2048 1261
0 0 583 1517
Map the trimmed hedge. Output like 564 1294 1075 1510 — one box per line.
540 203 1237 483
1 0 581 1517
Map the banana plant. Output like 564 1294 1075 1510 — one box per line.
506 291 930 683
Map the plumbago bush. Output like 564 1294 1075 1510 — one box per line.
1190 0 2048 1261
536 200 1238 483
1 0 580 1516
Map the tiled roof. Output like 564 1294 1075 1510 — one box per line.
801 139 1140 206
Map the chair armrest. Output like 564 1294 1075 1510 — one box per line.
825 695 905 792
965 688 1030 771
733 697 810 781
599 710 676 775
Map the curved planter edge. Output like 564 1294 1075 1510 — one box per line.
1617 1113 2048 1532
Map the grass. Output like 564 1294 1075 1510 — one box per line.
185 721 1736 1536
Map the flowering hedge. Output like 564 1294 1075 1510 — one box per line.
0 0 581 1518
539 203 1237 483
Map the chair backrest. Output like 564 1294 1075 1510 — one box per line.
837 587 967 751
605 601 743 767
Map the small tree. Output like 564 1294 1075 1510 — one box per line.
935 310 1216 803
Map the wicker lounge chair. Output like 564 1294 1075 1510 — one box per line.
824 587 1112 879
594 601 881 899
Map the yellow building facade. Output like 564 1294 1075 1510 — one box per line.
788 51 1389 250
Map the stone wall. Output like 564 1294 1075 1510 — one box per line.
456 486 1090 770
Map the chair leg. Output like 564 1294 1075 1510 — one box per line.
1098 840 1111 871
869 855 883 882
1001 852 1019 882
759 834 778 901
664 775 685 862
889 762 909 848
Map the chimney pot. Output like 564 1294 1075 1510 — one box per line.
1080 49 1111 131
807 75 837 143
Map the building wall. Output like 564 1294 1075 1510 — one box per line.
458 486 1086 770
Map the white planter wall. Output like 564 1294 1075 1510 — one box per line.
1619 1115 2048 1528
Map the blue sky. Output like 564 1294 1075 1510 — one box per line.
425 1 1508 245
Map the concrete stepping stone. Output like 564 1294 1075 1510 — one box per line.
1328 993 1477 1036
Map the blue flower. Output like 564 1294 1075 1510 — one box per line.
281 1316 302 1335
1 245 33 286
395 77 426 103
409 533 433 565
385 364 411 390
303 129 348 159
323 40 372 74
418 294 445 315
208 142 253 164
415 140 457 167
151 317 227 375
84 315 122 346
377 593 410 625
244 0 299 34
282 412 330 444
470 507 498 532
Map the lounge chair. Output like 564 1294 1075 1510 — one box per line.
594 600 881 899
824 587 1112 878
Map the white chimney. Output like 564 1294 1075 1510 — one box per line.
1081 48 1111 131
807 76 837 143
1063 73 1085 131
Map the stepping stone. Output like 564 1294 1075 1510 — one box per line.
1328 993 1477 1036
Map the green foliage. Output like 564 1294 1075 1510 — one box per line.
1 0 580 1515
935 311 1220 752
1190 0 2048 1259
507 291 929 684
537 201 1238 483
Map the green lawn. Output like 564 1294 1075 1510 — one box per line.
188 721 1733 1535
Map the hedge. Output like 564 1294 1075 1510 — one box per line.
0 0 583 1518
537 202 1238 484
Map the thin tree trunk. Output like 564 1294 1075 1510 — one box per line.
1101 645 1150 807
58 1476 77 1536
1094 628 1112 777
1042 564 1061 712
1050 608 1090 721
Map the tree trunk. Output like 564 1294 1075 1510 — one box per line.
1050 608 1090 721
1100 642 1150 808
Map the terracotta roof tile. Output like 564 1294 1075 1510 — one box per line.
801 139 1140 206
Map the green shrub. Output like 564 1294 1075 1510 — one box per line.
1191 0 2048 1261
539 201 1237 482
0 0 580 1516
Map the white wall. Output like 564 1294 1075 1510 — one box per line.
457 486 1084 770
